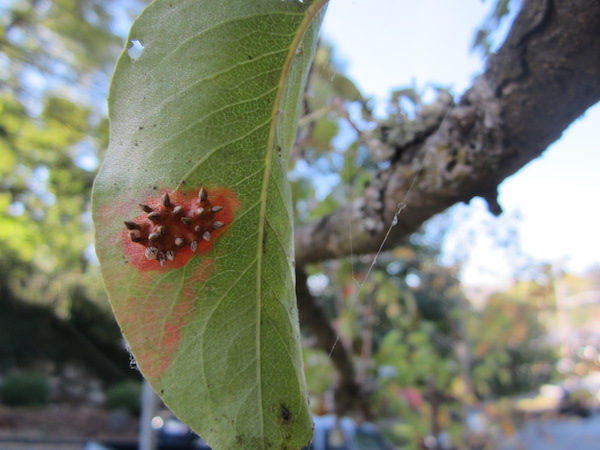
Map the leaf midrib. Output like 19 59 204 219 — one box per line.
254 0 327 442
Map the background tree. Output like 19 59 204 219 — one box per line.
0 0 145 381
294 0 599 417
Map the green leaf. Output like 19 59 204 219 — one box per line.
92 1 327 448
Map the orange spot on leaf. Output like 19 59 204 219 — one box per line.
122 187 239 271
112 186 239 381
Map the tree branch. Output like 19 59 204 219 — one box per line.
295 267 371 418
295 0 600 266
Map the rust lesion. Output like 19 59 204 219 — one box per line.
121 187 239 271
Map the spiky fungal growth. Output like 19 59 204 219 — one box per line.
124 188 226 267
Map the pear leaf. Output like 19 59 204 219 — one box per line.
92 0 328 448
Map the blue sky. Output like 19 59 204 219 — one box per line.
321 0 600 284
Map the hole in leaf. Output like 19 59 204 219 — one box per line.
127 40 144 60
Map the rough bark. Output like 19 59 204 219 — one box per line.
295 0 600 266
295 0 600 416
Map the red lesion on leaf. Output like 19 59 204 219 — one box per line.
110 187 239 382
120 264 215 382
121 187 239 271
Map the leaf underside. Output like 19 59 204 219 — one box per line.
92 1 327 448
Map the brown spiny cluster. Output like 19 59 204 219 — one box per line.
124 188 224 266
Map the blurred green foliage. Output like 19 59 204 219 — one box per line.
0 296 130 383
105 380 142 416
0 0 146 380
0 0 144 304
470 292 556 397
0 371 51 407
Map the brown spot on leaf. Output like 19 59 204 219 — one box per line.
280 404 292 425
